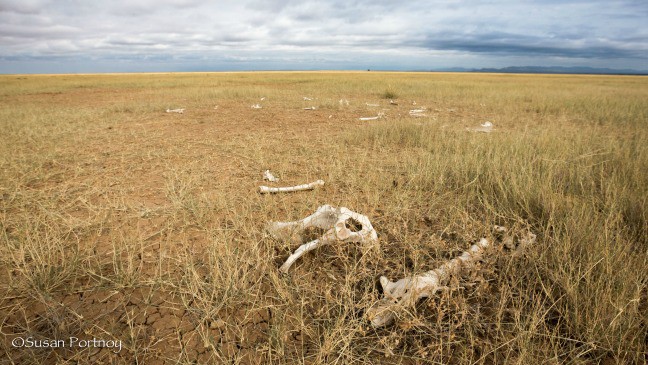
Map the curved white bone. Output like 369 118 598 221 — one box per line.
259 180 324 194
268 205 378 273
366 230 536 327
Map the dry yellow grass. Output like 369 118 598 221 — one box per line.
0 72 646 364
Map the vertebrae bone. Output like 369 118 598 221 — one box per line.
366 227 536 327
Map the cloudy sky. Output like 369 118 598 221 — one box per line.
1 0 647 73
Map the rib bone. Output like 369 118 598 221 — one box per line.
259 180 324 194
366 229 536 327
268 205 378 273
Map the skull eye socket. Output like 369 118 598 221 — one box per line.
345 218 363 232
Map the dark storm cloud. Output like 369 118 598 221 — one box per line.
421 32 647 59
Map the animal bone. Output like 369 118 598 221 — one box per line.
389 100 398 105
359 112 385 121
409 108 427 117
251 104 262 109
366 229 536 327
468 121 494 133
166 108 185 114
303 106 317 110
366 103 380 107
259 180 324 194
303 97 313 101
263 170 280 182
268 205 378 273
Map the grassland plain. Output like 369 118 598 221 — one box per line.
0 71 646 364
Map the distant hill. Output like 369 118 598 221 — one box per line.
468 66 647 75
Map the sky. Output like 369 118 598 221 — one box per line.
0 0 647 74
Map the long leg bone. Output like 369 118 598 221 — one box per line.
268 205 378 273
366 229 536 327
259 180 324 194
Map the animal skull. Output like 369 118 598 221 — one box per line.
268 205 378 273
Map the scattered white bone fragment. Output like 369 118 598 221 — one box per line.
303 106 317 110
409 108 427 117
366 229 536 327
213 105 219 110
251 104 262 109
359 112 385 121
268 205 378 273
328 115 333 119
339 99 350 106
166 108 185 114
390 100 398 105
412 101 417 105
259 180 324 194
468 121 494 133
260 97 266 101
366 103 380 107
303 97 313 101
263 170 280 182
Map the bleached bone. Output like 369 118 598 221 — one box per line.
359 112 385 121
366 103 380 107
251 104 262 109
303 106 317 110
263 170 280 182
268 205 378 273
303 97 313 101
389 100 398 105
409 108 426 114
259 180 324 194
260 97 266 101
366 229 536 327
468 121 494 133
166 108 185 114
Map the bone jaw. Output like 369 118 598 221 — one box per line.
268 205 378 273
366 229 536 327
259 180 324 194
